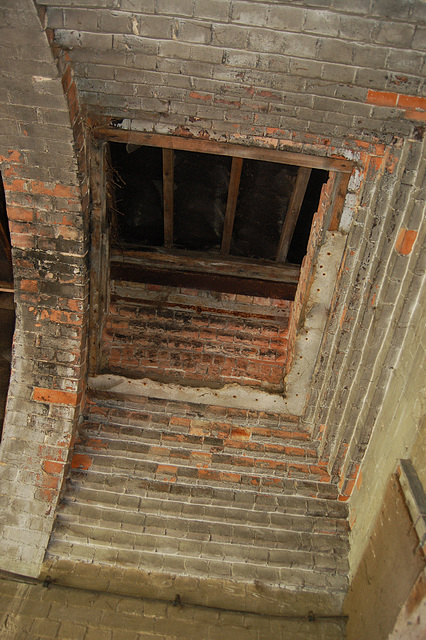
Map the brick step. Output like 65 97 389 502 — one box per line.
58 497 349 547
71 447 333 490
53 512 348 569
77 427 320 468
67 477 347 519
80 418 316 459
77 390 331 484
85 389 311 439
46 533 348 593
63 487 348 535
69 457 339 499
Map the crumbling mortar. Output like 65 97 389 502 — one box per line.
313 142 410 466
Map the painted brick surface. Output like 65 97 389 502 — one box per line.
0 0 424 605
40 387 348 616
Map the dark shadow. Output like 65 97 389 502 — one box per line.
0 172 15 440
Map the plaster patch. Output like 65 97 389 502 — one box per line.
283 232 347 415
88 374 289 413
340 193 358 232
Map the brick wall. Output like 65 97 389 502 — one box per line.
0 0 424 583
102 282 291 391
0 575 346 640
42 0 426 145
0 0 89 576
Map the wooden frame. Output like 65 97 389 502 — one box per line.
95 128 353 173
102 130 353 268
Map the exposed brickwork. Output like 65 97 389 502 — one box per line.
80 390 331 485
102 282 291 392
0 575 346 640
0 0 89 576
0 3 424 623
308 135 425 500
40 388 348 616
41 0 425 145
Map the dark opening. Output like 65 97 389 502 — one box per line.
110 143 164 246
0 171 15 441
109 142 328 266
230 159 298 260
173 150 231 251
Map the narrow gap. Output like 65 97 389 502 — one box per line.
0 171 15 442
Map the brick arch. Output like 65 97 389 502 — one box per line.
0 0 89 576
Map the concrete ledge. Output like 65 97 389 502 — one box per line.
88 373 289 413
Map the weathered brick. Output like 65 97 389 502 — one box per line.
194 0 229 21
304 9 339 36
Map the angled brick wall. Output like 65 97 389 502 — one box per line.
0 0 89 576
41 0 425 144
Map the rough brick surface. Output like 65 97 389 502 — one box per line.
38 0 426 144
43 388 348 616
0 575 346 639
102 282 291 392
0 0 89 576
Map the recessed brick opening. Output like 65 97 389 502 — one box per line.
93 134 347 393
101 281 292 392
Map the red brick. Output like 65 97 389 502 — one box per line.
42 460 64 475
403 110 426 122
395 228 417 255
397 94 426 110
71 454 93 470
20 279 38 293
33 388 78 405
156 464 178 475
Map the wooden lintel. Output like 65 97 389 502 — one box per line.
111 248 301 284
329 171 351 231
221 157 243 255
111 261 297 301
276 167 312 264
162 148 174 248
94 127 354 173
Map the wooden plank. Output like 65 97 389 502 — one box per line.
0 223 12 263
110 262 297 300
328 171 351 231
162 148 174 248
88 140 109 375
0 281 13 292
276 167 312 263
94 127 354 173
111 248 301 284
221 157 243 255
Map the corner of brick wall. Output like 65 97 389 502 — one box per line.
0 0 89 576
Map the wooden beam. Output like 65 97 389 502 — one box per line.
94 128 354 173
111 248 301 284
276 167 312 263
0 281 13 292
162 148 174 248
0 223 12 263
328 171 351 231
221 157 243 255
110 261 298 301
